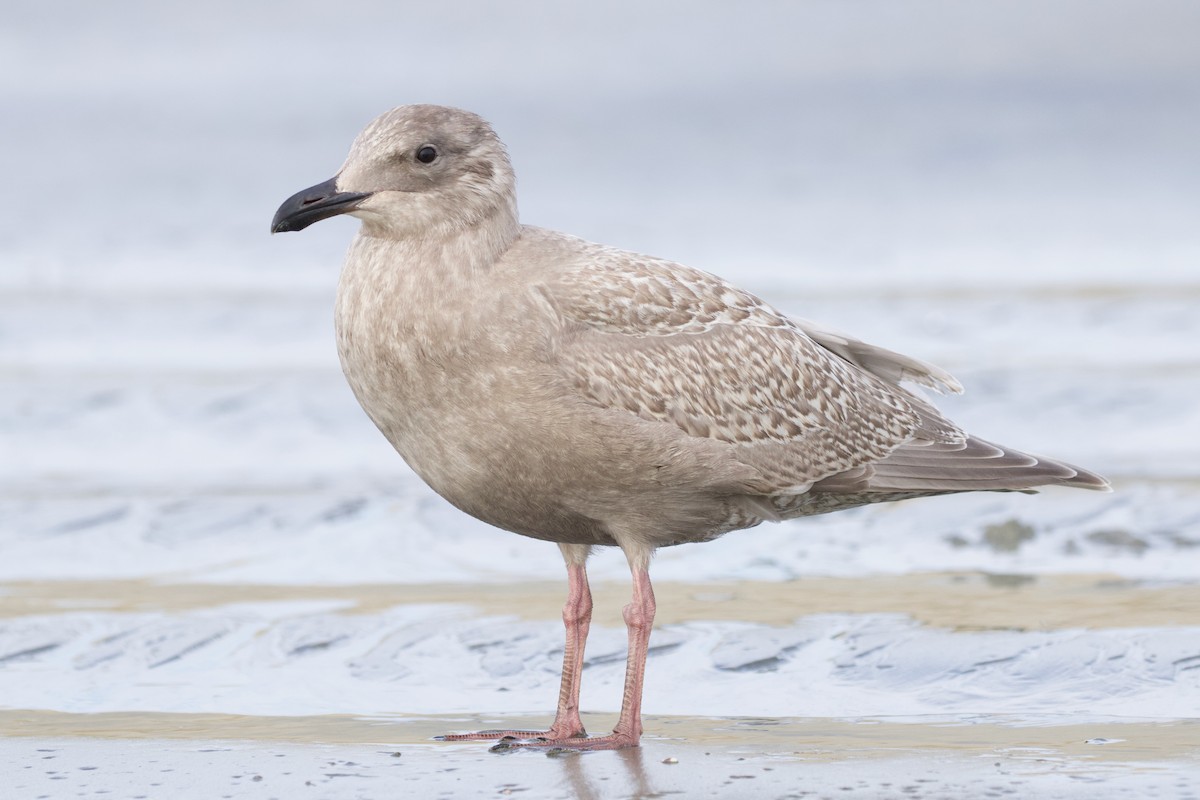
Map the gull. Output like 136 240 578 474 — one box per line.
272 104 1108 751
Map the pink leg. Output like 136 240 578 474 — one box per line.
439 556 593 742
493 560 656 752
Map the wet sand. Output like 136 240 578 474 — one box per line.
4 712 1197 799
3 571 1197 630
4 709 1198 759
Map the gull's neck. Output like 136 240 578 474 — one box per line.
348 200 521 290
336 204 523 362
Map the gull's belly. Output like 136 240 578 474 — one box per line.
339 339 748 546
337 330 619 542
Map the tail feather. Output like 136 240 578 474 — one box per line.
811 436 1110 495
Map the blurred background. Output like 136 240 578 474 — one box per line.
1 0 1198 743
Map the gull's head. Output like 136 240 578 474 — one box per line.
271 105 517 239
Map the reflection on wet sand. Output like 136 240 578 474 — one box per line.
555 746 652 800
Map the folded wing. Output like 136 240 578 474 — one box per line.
541 241 1107 502
543 247 944 489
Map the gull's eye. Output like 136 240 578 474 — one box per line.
415 145 438 164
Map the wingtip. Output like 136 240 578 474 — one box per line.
1084 478 1114 493
1063 468 1112 492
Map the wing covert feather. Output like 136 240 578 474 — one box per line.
540 247 951 488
